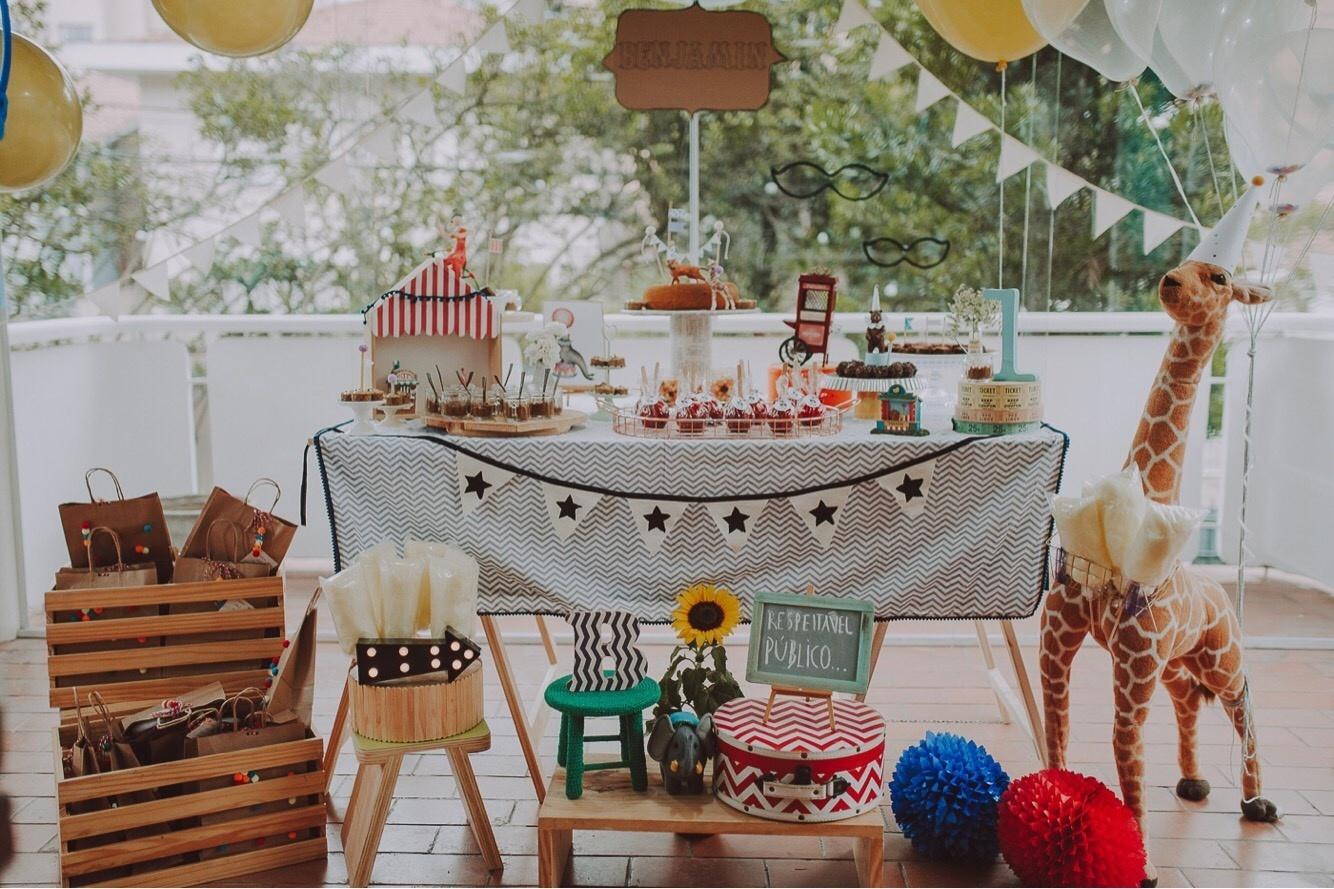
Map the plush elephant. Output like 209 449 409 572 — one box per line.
646 712 716 795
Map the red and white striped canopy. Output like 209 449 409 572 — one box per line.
368 255 499 339
369 291 499 339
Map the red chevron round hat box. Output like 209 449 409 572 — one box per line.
712 696 886 823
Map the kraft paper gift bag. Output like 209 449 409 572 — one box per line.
51 527 163 687
59 468 174 583
266 588 319 727
172 520 272 584
63 689 110 814
122 681 227 764
180 478 297 572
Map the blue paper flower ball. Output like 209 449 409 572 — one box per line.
889 731 1011 862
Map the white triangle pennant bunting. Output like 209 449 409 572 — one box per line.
996 135 1041 183
868 32 913 80
359 124 398 163
86 281 127 319
401 90 438 128
476 20 510 55
1142 209 1186 254
951 101 993 148
833 0 877 34
274 187 306 231
879 460 937 519
315 155 356 194
183 237 217 274
1092 188 1136 238
512 0 545 24
227 212 263 247
130 263 171 302
914 69 951 113
789 487 852 550
455 453 517 515
625 498 688 554
540 483 601 542
705 500 760 552
1044 163 1086 209
438 60 467 96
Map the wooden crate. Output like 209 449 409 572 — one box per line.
45 575 329 886
45 577 286 711
51 723 326 887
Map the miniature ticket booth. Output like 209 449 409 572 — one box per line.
361 255 503 393
873 383 928 436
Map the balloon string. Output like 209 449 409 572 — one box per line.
1018 55 1036 301
0 0 11 140
997 64 1006 290
1279 7 1318 168
1044 53 1061 315
1129 82 1201 228
1194 108 1227 222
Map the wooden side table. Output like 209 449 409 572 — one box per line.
537 768 884 887
341 721 502 887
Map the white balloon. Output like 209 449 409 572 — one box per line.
1219 27 1334 177
1276 143 1334 209
1105 0 1161 61
1156 0 1248 97
1022 0 1146 81
1214 0 1319 85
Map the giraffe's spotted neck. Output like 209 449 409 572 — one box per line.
1126 317 1225 504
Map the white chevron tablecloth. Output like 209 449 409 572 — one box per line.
313 422 1067 621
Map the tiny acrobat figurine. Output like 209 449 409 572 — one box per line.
438 215 470 284
865 285 893 365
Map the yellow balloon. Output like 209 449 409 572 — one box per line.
152 0 314 58
914 0 1048 65
0 34 83 194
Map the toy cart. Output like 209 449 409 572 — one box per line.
779 274 838 365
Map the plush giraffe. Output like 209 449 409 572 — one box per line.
1040 192 1277 886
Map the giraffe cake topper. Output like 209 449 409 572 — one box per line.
1040 202 1278 885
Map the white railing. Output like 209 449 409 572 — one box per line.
6 310 1332 628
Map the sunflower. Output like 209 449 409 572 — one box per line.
671 583 741 647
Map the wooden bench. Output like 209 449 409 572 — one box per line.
536 766 884 887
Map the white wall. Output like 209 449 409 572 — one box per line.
10 340 196 605
1220 331 1334 588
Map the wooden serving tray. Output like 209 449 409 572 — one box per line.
424 409 586 437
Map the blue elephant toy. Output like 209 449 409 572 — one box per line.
646 712 716 795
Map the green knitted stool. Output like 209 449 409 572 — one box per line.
544 673 659 800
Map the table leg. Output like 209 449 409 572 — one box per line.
974 621 1013 725
852 832 883 887
340 759 366 845
482 614 547 802
1000 619 1047 767
448 746 503 872
538 826 572 888
565 714 586 800
345 755 401 888
855 621 889 704
325 669 353 797
536 614 558 665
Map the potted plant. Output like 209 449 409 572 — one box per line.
653 583 744 720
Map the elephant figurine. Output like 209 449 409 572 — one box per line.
647 712 716 795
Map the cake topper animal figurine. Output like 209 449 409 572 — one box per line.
666 259 708 286
1039 188 1276 888
866 285 891 357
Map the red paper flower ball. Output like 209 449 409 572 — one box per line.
997 769 1146 888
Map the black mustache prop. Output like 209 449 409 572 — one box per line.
769 161 890 201
862 236 951 269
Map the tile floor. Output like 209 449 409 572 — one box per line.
2 571 1331 888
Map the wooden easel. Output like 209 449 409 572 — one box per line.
761 584 837 731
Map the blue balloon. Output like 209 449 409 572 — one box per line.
889 731 1010 862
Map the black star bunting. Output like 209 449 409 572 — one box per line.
723 507 750 534
556 495 581 521
643 506 670 532
896 473 924 501
809 500 838 526
463 472 492 500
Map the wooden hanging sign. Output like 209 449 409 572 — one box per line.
602 3 785 113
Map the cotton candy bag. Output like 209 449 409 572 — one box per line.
1121 502 1202 587
322 563 377 655
380 558 426 637
1051 493 1113 568
1092 466 1148 573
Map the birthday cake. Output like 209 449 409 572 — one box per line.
952 377 1043 434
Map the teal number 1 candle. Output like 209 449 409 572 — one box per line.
984 288 1035 382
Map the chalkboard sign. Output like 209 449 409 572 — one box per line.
745 591 875 695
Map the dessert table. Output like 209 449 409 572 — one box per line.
312 416 1067 798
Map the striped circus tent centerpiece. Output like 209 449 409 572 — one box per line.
365 255 500 339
